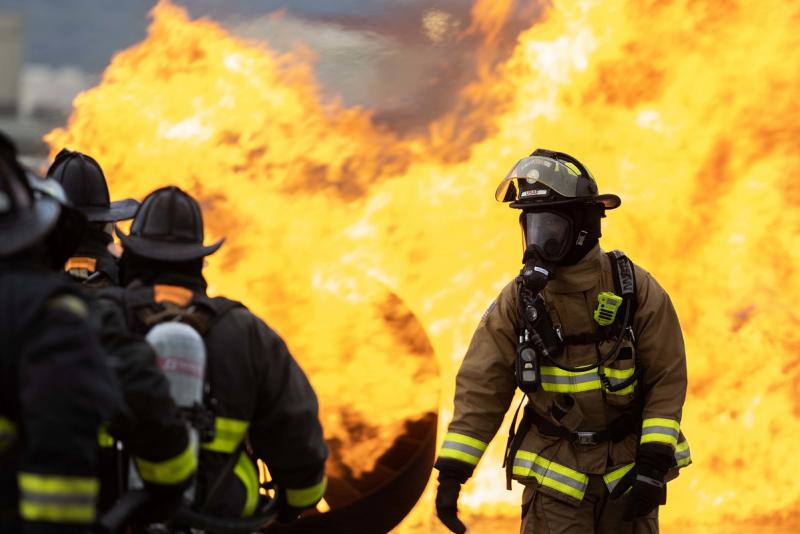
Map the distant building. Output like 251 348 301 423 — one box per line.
0 12 22 117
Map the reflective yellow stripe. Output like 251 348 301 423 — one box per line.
540 366 636 395
0 417 17 453
285 476 327 508
607 380 637 396
641 418 680 447
674 440 692 467
603 463 634 494
438 448 482 465
202 417 249 453
18 473 98 494
98 425 114 448
512 450 588 502
438 432 488 466
443 432 488 452
602 367 633 379
18 472 98 523
19 501 95 523
135 442 196 485
233 452 260 517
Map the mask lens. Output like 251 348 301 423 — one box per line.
522 211 572 260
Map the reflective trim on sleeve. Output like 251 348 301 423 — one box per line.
285 476 327 508
640 418 680 447
603 368 637 396
603 463 634 495
18 472 98 524
44 294 88 319
233 452 260 517
512 450 588 502
437 432 488 466
540 366 636 395
0 417 17 453
97 425 114 448
134 442 196 485
674 439 692 467
202 417 250 453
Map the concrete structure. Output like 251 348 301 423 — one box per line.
0 12 23 116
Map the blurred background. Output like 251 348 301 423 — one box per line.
0 0 537 155
2 1 799 532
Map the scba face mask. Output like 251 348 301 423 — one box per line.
520 204 603 267
520 211 574 264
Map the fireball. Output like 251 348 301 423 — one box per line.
47 0 800 531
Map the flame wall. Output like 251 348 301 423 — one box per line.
47 0 800 530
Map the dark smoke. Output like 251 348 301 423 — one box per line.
223 0 543 137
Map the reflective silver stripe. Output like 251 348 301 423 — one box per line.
641 425 679 440
441 440 484 459
513 457 587 493
674 447 690 461
636 474 664 487
540 373 597 385
607 376 630 386
674 440 692 466
20 492 96 507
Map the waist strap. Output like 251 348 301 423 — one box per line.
527 407 639 446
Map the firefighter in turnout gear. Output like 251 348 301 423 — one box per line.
89 284 198 520
434 149 691 534
44 151 196 521
0 152 121 533
106 185 328 521
47 149 139 289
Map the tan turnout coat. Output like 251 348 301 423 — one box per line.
437 245 691 506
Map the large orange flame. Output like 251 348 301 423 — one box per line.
47 0 800 531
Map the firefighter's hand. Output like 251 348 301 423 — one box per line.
627 473 665 519
616 443 672 520
435 475 466 534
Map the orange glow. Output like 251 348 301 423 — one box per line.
47 0 800 531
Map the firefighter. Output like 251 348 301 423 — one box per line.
40 149 196 520
433 149 691 533
106 185 328 521
89 273 198 520
47 149 139 288
0 153 120 532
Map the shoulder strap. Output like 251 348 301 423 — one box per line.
191 295 244 335
606 250 638 323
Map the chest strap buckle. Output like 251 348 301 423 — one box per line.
574 432 598 446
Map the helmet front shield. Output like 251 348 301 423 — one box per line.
495 156 580 203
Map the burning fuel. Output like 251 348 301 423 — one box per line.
47 0 800 530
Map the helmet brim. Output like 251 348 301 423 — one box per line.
81 198 140 222
510 193 621 211
0 195 61 256
115 225 224 262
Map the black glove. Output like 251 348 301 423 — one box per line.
274 489 306 523
610 443 673 520
435 473 467 534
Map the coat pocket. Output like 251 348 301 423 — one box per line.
601 338 638 407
